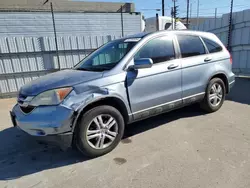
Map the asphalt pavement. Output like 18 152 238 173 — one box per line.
0 77 250 188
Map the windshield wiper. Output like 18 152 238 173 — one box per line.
75 67 91 71
76 66 111 72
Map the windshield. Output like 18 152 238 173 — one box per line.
74 39 138 71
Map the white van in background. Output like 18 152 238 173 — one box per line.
143 16 187 32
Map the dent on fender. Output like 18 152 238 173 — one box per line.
62 85 112 112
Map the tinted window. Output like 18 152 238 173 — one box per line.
177 35 206 58
135 36 175 64
202 38 222 53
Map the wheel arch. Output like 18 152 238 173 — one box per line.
72 96 130 132
209 73 229 93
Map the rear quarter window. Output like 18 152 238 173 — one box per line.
177 35 206 58
202 37 223 53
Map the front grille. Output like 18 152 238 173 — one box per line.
19 105 35 114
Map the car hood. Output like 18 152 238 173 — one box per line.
20 69 103 96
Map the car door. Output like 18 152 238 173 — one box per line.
177 35 211 104
126 35 182 120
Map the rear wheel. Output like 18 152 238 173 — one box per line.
75 105 124 157
200 78 226 113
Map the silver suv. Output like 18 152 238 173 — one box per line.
10 31 235 157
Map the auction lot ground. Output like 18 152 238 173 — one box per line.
0 77 250 188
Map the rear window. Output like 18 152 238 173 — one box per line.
202 37 223 53
177 35 206 58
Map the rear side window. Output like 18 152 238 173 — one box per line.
177 35 206 58
202 37 223 53
134 36 175 64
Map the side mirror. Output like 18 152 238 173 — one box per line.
131 58 153 70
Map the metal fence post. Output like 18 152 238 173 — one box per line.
227 0 234 51
156 13 159 31
162 0 165 16
186 0 190 29
171 7 174 30
121 6 124 37
50 2 60 70
196 0 200 30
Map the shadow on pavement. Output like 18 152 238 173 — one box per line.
0 128 86 180
0 105 205 180
0 77 248 180
226 77 250 105
124 104 205 138
125 77 250 139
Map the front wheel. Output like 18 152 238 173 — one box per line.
200 78 226 113
75 105 124 157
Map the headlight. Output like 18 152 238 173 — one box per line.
29 87 72 106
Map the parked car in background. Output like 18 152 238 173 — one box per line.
10 31 235 157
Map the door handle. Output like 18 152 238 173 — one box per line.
168 64 179 70
204 57 212 62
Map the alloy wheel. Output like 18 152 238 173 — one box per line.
209 83 223 107
86 114 118 149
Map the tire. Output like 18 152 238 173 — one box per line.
75 105 124 158
200 78 226 113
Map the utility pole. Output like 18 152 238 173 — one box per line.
162 0 165 16
173 0 176 29
186 0 190 29
227 0 234 51
50 2 60 70
196 0 200 30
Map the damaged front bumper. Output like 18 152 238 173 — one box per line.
10 104 75 149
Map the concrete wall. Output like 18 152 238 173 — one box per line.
0 12 142 37
193 9 250 75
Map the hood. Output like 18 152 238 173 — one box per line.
20 69 103 96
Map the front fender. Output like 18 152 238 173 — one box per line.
63 86 130 111
62 84 131 130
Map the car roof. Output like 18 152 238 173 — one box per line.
121 32 150 39
150 30 216 37
146 30 220 43
122 30 216 40
116 30 219 45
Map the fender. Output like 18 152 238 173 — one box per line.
207 71 229 92
62 86 132 131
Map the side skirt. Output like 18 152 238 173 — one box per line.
128 92 205 124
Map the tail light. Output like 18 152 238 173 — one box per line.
230 54 233 64
227 49 233 64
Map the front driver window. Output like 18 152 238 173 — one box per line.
134 36 175 64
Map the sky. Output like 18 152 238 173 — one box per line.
78 0 250 18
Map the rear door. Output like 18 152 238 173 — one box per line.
177 35 211 103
